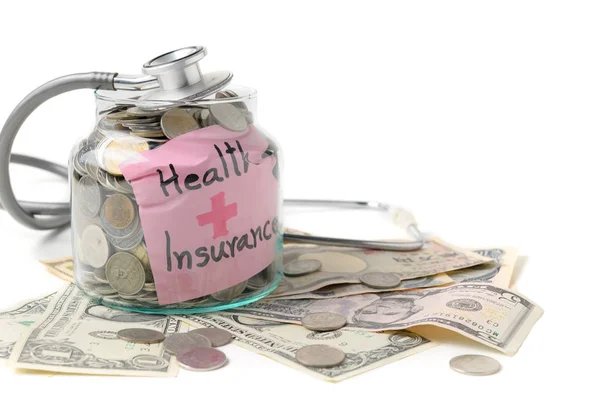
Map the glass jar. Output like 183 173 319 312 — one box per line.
69 86 283 313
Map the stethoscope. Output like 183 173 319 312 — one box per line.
0 46 424 252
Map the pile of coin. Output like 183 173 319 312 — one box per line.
117 327 232 372
71 90 279 310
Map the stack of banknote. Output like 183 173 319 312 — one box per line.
0 238 543 381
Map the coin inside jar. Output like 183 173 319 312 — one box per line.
103 194 136 229
80 225 111 269
161 107 201 139
209 103 248 132
98 135 150 176
106 252 145 295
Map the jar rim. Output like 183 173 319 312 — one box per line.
94 84 257 108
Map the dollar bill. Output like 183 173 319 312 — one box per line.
0 293 55 362
269 273 454 300
40 257 75 283
177 313 437 382
447 247 518 288
273 238 491 297
227 283 543 355
9 284 184 376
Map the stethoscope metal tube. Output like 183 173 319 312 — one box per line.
0 57 424 251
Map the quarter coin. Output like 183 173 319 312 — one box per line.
188 328 233 347
295 345 345 368
301 312 347 332
81 225 111 269
449 354 501 376
117 328 165 344
106 252 145 295
163 333 211 355
284 259 322 277
178 347 227 371
359 272 402 289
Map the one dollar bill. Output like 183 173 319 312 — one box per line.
9 285 184 376
227 283 543 355
178 313 437 382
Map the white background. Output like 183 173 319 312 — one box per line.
0 0 597 398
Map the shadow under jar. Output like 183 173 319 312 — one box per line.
69 86 283 314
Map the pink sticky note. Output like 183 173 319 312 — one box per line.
120 125 280 305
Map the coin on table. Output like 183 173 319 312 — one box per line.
81 225 111 269
106 252 145 295
188 328 233 347
75 175 101 218
178 347 227 371
209 103 248 132
161 107 201 139
163 333 211 355
295 345 345 368
284 259 322 277
301 312 347 332
210 280 247 301
359 272 402 289
449 354 501 376
117 328 165 344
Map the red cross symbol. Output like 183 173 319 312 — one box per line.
196 192 238 239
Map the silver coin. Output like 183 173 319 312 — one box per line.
80 225 111 269
93 267 109 283
284 259 322 277
359 272 402 289
301 312 347 332
449 354 501 376
126 107 167 118
209 103 248 132
75 176 101 218
163 333 211 355
117 328 165 344
161 107 201 139
210 280 247 301
143 283 156 292
178 347 227 371
106 252 145 295
247 267 272 290
107 223 144 251
295 345 345 368
188 328 233 347
89 284 117 296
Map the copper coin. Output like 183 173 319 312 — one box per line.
103 194 135 229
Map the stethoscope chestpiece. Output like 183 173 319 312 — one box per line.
138 45 233 103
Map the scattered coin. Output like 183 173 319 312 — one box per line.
178 347 227 371
284 259 322 277
103 194 136 229
81 225 111 269
211 280 247 301
161 107 201 139
189 328 233 347
295 345 346 368
359 272 402 289
301 312 347 332
209 103 248 132
106 252 146 295
163 333 212 355
449 354 501 376
117 328 165 344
